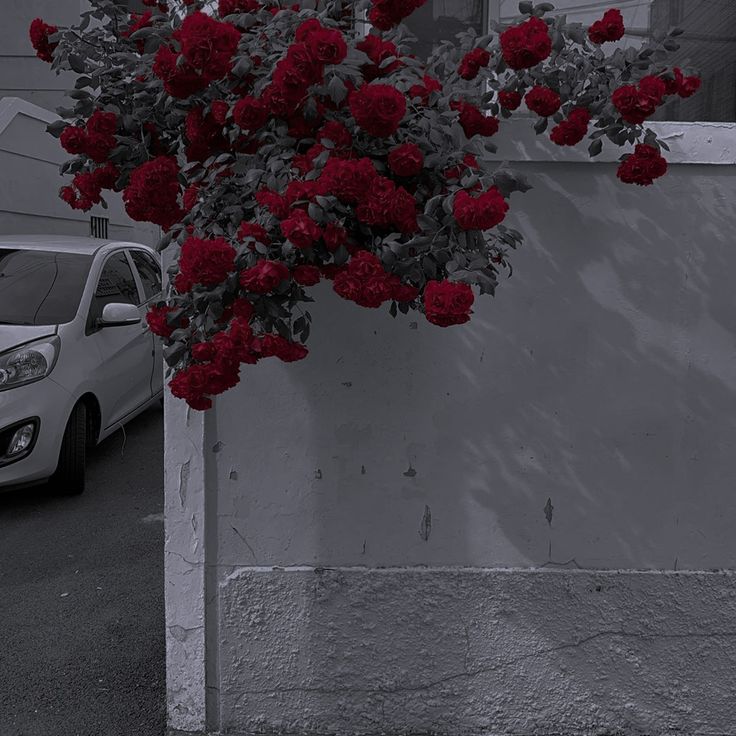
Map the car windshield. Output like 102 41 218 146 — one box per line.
0 248 93 326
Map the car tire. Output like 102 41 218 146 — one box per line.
52 402 87 496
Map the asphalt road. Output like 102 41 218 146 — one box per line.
0 406 166 736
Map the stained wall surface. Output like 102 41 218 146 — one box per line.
165 153 736 735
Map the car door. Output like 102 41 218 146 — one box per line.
128 248 164 397
85 250 154 429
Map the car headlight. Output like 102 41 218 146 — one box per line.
0 336 60 391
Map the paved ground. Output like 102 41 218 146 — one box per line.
0 406 166 736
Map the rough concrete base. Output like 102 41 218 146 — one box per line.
216 567 736 736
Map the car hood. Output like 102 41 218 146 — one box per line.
0 324 57 354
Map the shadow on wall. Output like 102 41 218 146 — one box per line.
210 161 736 735
215 160 736 574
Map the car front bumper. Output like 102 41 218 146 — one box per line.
0 377 75 490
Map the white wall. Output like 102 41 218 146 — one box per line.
165 144 736 734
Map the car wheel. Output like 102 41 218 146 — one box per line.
52 402 87 495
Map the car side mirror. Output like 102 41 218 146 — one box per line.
98 302 141 328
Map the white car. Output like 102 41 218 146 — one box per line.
0 235 164 495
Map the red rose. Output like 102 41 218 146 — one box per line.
182 185 200 212
237 221 270 246
612 82 661 125
210 100 229 125
458 48 491 81
231 297 254 321
391 280 419 303
306 27 347 65
319 157 378 204
29 18 58 63
549 107 591 146
391 187 419 234
233 95 268 131
318 121 353 148
588 9 625 44
357 34 401 81
153 45 208 98
678 72 700 98
409 74 441 105
498 90 522 110
218 0 260 16
524 86 561 117
638 75 666 106
185 105 227 162
367 0 427 30
60 126 87 155
281 210 322 249
452 101 499 138
179 236 236 287
255 189 290 219
616 144 667 186
349 84 406 137
293 264 321 286
146 305 187 338
192 342 217 362
323 222 347 252
333 270 363 301
239 260 289 293
123 156 184 230
453 188 508 231
170 365 213 411
423 280 474 327
123 11 153 53
284 42 324 86
174 11 241 82
388 142 424 177
500 16 551 70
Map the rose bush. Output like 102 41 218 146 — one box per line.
32 0 699 410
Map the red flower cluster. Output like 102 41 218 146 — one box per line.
588 9 625 44
500 17 551 70
357 35 401 81
498 90 522 110
453 189 508 231
451 101 499 139
355 179 419 234
60 110 118 163
388 142 424 177
60 163 119 211
29 18 58 63
239 260 290 293
349 84 406 137
233 95 268 132
293 265 321 286
524 86 561 117
333 251 417 308
297 19 348 65
146 305 188 338
238 221 270 246
319 157 378 204
409 74 442 105
218 0 261 16
173 12 241 81
123 156 184 231
612 75 668 124
550 107 591 146
185 105 228 161
281 210 322 249
123 11 153 53
662 68 701 98
616 144 667 186
458 48 491 81
368 0 427 31
176 236 236 292
153 45 209 98
423 280 474 327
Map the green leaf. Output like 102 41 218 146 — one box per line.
46 120 68 138
68 54 86 74
518 1 533 14
588 138 603 157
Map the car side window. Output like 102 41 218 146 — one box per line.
87 252 140 333
130 250 162 301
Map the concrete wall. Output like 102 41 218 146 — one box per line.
0 97 158 245
1 0 82 113
164 122 736 735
